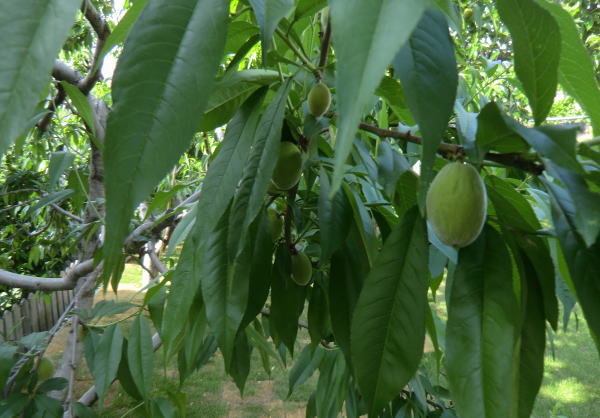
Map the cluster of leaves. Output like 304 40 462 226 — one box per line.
1 0 600 417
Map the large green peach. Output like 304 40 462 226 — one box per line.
307 82 331 118
425 162 487 248
291 252 312 286
271 142 303 191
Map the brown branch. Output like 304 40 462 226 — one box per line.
317 15 332 76
358 123 545 175
79 1 111 95
36 83 67 132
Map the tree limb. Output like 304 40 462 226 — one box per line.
358 123 545 175
0 260 95 291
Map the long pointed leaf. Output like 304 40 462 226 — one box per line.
329 0 427 194
351 206 428 415
0 0 80 156
393 8 458 211
445 225 520 418
104 0 229 284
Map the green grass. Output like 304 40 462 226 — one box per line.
532 311 600 418
101 265 599 417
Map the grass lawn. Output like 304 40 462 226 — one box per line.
78 265 599 417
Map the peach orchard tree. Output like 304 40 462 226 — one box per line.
0 0 599 416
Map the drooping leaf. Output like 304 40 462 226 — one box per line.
229 330 252 395
535 0 600 135
486 176 558 329
393 8 458 210
546 180 600 351
195 90 266 238
60 82 96 136
249 0 295 55
476 102 529 154
329 226 368 365
494 0 560 124
103 0 229 285
351 206 428 415
91 325 123 404
127 315 154 399
117 340 143 401
0 0 80 157
315 349 349 418
318 168 352 261
517 254 547 417
27 189 74 216
546 162 600 247
47 151 75 190
227 79 291 258
161 244 198 359
307 280 330 345
329 0 427 194
288 344 325 397
199 70 279 131
240 210 274 330
270 246 307 354
445 225 520 418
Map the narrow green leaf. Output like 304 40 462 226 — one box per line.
315 349 349 418
47 151 75 190
199 70 279 131
446 225 519 418
91 325 123 404
97 0 150 65
546 162 600 247
127 315 154 399
199 202 242 368
227 79 292 256
249 0 295 54
351 206 428 415
90 300 136 320
104 0 229 284
546 180 600 351
494 0 560 124
329 0 427 194
0 0 80 156
393 8 458 211
240 210 274 330
486 176 558 329
117 340 143 401
476 102 529 154
329 226 368 364
307 281 330 345
517 254 547 418
161 244 198 359
229 330 252 394
27 189 74 216
195 90 266 237
536 0 600 135
270 246 307 354
288 345 325 397
60 82 96 137
318 168 352 261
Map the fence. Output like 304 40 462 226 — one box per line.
0 290 74 342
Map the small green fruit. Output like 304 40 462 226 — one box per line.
272 142 303 191
307 82 331 117
426 162 487 248
38 357 54 381
267 209 283 242
291 252 312 286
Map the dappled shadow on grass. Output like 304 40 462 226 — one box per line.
532 310 600 418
